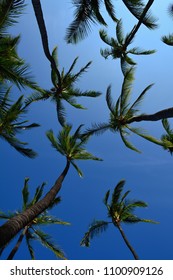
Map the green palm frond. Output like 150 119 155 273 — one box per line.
111 180 125 206
119 128 141 153
0 0 26 34
162 34 173 46
161 119 173 154
120 67 134 114
128 47 156 55
0 87 39 157
32 229 67 259
65 0 117 43
80 220 109 247
122 0 157 29
25 231 35 260
116 19 124 44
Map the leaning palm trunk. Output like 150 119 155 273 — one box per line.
116 223 139 260
7 226 28 260
0 159 70 248
127 107 173 123
31 0 61 83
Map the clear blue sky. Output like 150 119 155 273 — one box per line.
1 0 173 260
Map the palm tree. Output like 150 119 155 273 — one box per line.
0 84 39 158
81 180 157 260
100 19 155 75
65 0 157 43
25 46 101 126
84 67 163 153
0 124 102 247
0 0 38 89
0 178 69 260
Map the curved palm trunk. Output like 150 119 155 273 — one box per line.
127 107 173 123
7 226 28 260
0 159 70 248
116 223 139 260
124 0 155 47
31 0 61 83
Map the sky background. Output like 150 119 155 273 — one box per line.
1 0 173 260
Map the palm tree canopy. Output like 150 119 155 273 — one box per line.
46 124 102 177
161 119 173 154
80 179 157 247
0 0 38 89
84 67 163 153
100 19 156 75
0 84 39 158
25 46 102 126
105 180 157 225
0 178 70 259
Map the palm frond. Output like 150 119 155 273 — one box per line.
119 127 141 153
0 0 26 34
80 220 109 247
116 19 124 45
122 0 157 29
111 180 126 206
25 231 35 260
162 34 173 46
103 190 110 207
33 229 67 259
120 67 134 115
71 160 83 177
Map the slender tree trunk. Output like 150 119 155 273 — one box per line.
7 226 28 260
127 107 173 123
124 0 155 47
0 159 70 248
31 0 61 84
116 223 139 260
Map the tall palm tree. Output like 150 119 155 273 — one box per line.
0 84 39 158
0 124 102 247
100 19 155 75
0 178 69 260
65 0 157 43
25 47 102 126
0 0 38 89
84 67 163 153
81 180 157 260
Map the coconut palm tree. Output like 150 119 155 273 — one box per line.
100 19 155 75
81 179 157 260
0 124 102 248
25 46 101 126
0 84 39 158
83 67 163 153
0 178 69 260
0 0 38 89
65 0 157 43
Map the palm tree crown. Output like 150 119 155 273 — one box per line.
46 124 102 177
100 19 155 75
84 67 163 153
81 179 157 259
25 47 101 126
0 0 38 89
0 178 69 259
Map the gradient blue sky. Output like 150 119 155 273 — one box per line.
1 0 173 260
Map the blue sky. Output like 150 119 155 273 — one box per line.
1 0 173 260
